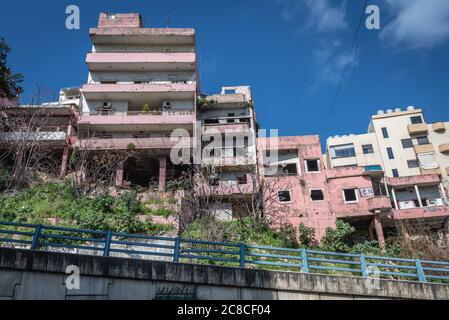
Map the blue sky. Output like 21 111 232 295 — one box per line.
1 0 449 145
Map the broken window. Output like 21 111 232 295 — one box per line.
236 175 248 185
278 191 292 203
343 189 358 203
305 159 320 172
310 189 324 201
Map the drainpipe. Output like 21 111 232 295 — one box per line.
414 185 424 207
391 188 399 210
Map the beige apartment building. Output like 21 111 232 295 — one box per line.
326 107 449 211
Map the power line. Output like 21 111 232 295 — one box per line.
318 0 368 130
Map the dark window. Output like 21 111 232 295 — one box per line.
362 144 374 154
387 147 395 159
224 89 236 94
281 163 298 175
382 127 389 138
416 136 429 145
278 191 292 203
310 190 324 201
401 139 413 149
407 160 420 169
306 159 320 172
330 144 356 159
411 116 423 124
392 169 399 177
343 189 358 202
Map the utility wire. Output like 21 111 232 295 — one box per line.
318 0 368 130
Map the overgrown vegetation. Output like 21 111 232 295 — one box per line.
0 183 172 236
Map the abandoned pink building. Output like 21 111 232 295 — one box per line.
1 12 448 244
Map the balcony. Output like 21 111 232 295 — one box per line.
367 196 392 212
432 122 446 133
439 143 449 154
390 205 449 220
77 136 192 151
77 110 196 127
414 143 434 154
86 52 196 71
197 182 255 197
0 127 68 145
89 28 195 45
385 174 441 187
81 82 196 101
202 122 251 134
407 123 428 135
201 93 249 108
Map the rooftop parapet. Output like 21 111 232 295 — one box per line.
98 13 143 28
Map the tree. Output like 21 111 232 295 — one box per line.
0 38 24 100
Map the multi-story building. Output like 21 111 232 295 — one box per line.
325 107 449 238
1 12 448 244
76 13 197 191
198 86 258 220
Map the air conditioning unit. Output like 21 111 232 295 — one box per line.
162 101 172 110
102 102 112 110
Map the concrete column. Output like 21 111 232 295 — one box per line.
368 220 374 241
391 188 399 210
439 183 448 204
384 180 390 197
373 216 386 250
414 185 424 207
13 151 24 178
115 161 125 187
60 146 69 177
158 157 167 192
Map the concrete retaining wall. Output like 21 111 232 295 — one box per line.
0 248 448 300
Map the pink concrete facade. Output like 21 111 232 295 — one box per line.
258 136 335 240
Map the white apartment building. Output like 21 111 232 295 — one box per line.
326 107 449 211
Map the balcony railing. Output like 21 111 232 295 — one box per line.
81 110 194 116
1 220 449 284
77 136 193 150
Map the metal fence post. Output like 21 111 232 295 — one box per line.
301 249 309 273
31 224 42 250
173 238 180 263
239 244 246 268
415 259 427 283
103 230 112 257
360 254 369 277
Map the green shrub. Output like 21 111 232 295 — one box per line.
298 223 317 248
320 220 356 253
279 223 299 248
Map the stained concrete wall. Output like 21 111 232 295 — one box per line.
0 248 448 300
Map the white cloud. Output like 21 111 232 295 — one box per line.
276 0 347 33
310 40 359 91
304 0 347 32
381 0 449 49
